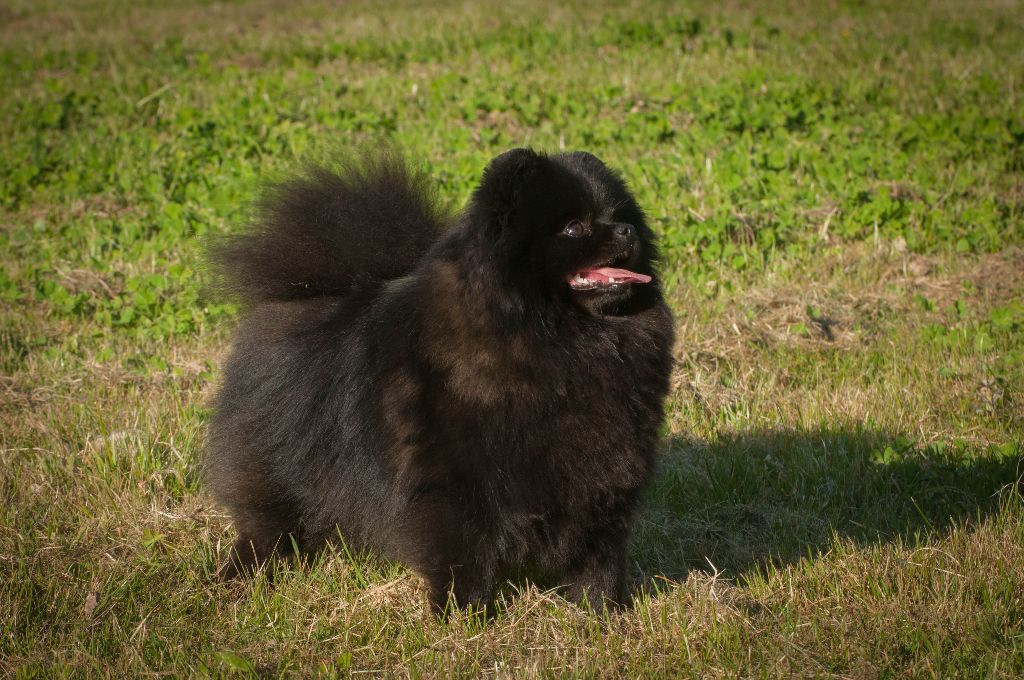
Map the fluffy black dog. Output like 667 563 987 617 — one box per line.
206 148 674 613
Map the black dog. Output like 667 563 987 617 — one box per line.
206 148 674 613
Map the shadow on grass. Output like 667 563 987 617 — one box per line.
631 428 1022 586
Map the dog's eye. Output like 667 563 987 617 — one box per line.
561 220 589 238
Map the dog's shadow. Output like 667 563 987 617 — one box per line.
631 427 1022 588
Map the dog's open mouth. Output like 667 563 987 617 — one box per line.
567 267 652 291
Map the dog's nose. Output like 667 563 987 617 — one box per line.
613 223 635 238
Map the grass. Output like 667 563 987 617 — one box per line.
1 0 1022 676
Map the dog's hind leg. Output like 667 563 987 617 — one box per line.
218 502 301 581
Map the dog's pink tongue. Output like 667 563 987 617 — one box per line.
579 267 652 284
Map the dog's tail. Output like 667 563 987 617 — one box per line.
210 152 446 304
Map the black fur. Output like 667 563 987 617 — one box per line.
205 148 674 613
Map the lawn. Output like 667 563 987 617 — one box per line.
2 0 1023 676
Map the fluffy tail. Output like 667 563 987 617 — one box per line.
210 152 446 304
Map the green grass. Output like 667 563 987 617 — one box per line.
2 0 1023 676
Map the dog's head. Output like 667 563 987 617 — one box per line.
467 148 660 316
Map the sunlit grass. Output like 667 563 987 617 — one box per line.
2 0 1022 676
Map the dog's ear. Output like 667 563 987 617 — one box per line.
471 148 546 230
